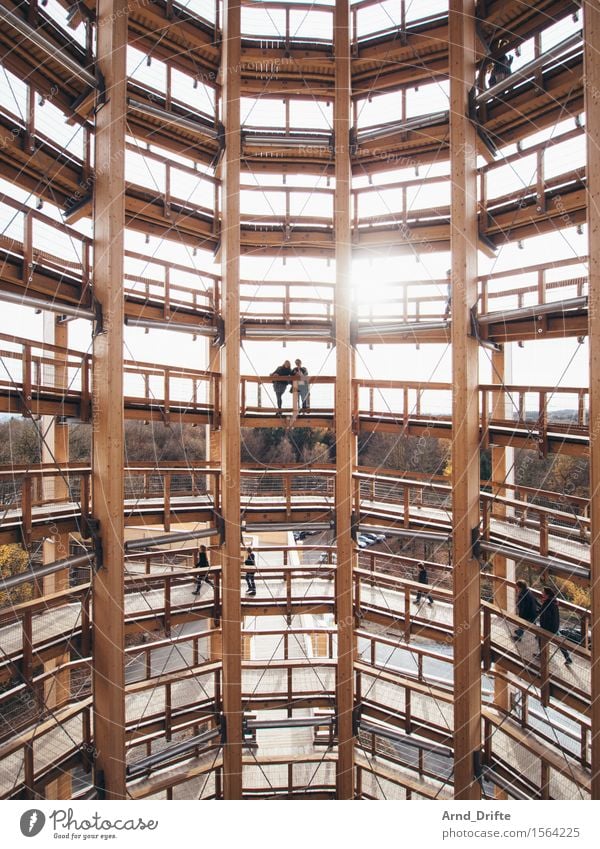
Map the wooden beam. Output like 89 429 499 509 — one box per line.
584 0 600 801
221 0 243 800
41 312 71 800
449 0 482 800
489 346 513 800
334 0 355 800
91 0 127 799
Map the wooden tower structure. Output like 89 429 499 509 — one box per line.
0 0 598 800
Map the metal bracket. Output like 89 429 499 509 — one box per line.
467 87 498 157
80 515 99 541
216 514 225 545
213 316 225 348
349 127 358 156
478 230 497 254
81 516 103 571
94 768 106 800
92 534 103 573
471 526 482 561
350 512 359 542
476 125 498 157
94 69 106 114
352 703 362 736
473 748 485 787
468 85 478 121
64 192 93 221
209 122 226 169
328 131 335 157
217 121 225 152
220 714 227 744
470 305 502 352
92 298 103 337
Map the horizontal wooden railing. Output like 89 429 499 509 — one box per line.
240 373 335 417
0 334 219 424
0 190 589 330
124 249 217 317
240 278 334 324
0 563 593 798
0 461 592 570
483 707 590 800
0 700 92 800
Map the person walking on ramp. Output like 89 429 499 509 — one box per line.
536 586 572 665
244 547 257 596
512 579 538 641
192 544 213 594
415 564 434 605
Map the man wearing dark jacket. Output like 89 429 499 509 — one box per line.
244 546 257 596
192 545 213 594
512 579 538 641
536 586 572 665
270 360 293 414
415 564 433 605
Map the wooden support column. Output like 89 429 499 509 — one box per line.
220 0 243 800
449 0 481 800
584 0 600 801
42 314 71 799
334 0 355 800
490 346 515 621
91 0 127 800
489 346 512 799
208 342 222 635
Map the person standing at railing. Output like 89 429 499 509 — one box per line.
292 358 310 412
535 586 572 666
512 579 538 641
415 564 433 606
270 360 293 415
489 52 513 86
192 544 213 594
488 39 513 88
244 546 256 596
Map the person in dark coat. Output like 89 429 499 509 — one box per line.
270 360 293 414
512 579 538 641
489 52 513 86
415 564 433 605
536 586 572 665
244 546 256 596
192 544 213 594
